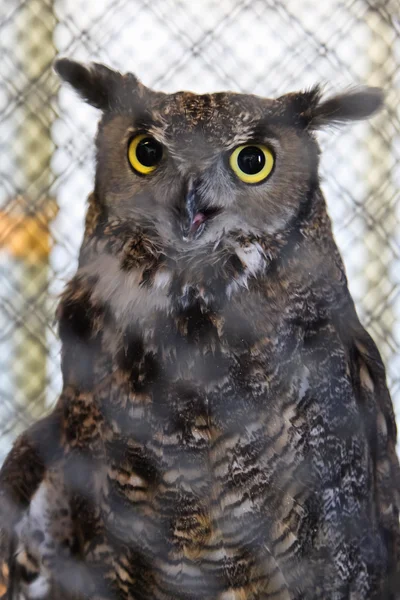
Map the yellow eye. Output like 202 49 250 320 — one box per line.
128 134 163 175
229 144 274 184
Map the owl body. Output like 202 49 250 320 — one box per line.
0 60 399 600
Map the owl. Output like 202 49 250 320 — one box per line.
0 58 399 600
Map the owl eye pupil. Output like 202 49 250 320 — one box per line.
237 146 266 175
136 137 163 167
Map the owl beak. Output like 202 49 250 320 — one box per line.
182 181 205 240
181 180 218 241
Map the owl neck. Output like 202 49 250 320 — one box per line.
59 184 347 355
76 185 341 313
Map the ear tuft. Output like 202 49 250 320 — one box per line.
308 86 385 128
54 58 124 111
278 85 384 130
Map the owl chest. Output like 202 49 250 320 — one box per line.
103 289 303 511
94 282 310 594
101 346 306 597
103 413 301 597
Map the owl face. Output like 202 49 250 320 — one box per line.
94 90 319 250
55 59 383 254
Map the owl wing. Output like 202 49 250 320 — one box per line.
0 412 62 599
344 305 400 595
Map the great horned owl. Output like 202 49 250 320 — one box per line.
0 58 399 600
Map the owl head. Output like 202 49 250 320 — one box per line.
55 59 383 254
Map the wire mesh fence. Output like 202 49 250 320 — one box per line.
0 0 399 462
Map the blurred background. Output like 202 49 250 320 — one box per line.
0 0 399 462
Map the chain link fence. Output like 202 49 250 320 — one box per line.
0 0 399 462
